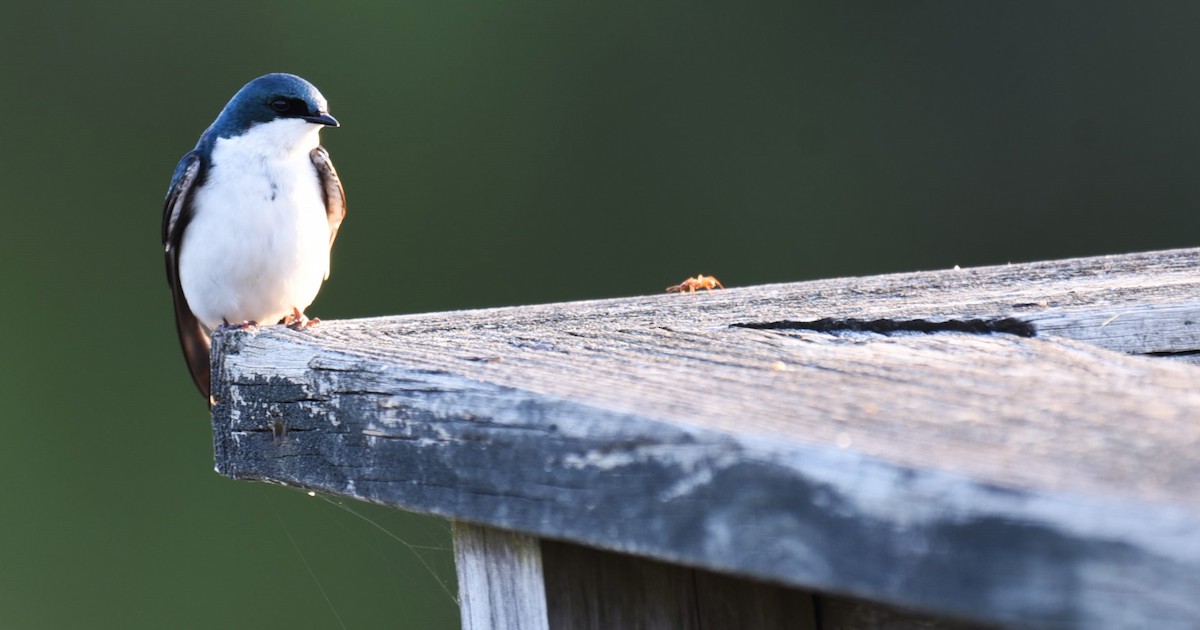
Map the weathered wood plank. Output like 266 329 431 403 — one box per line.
212 248 1200 630
453 523 548 630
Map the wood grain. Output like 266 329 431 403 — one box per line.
212 247 1200 630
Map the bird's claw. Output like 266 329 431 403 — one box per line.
283 307 320 330
218 319 259 331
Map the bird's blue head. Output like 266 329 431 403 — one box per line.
207 73 338 140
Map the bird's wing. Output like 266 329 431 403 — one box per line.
163 153 200 255
162 152 213 404
310 146 346 280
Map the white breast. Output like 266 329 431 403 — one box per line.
179 119 332 330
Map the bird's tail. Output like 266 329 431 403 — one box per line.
171 282 213 407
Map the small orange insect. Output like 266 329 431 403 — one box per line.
666 274 725 293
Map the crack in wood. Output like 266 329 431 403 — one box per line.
1143 348 1200 358
731 317 1037 338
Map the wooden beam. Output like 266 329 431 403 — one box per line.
212 248 1200 629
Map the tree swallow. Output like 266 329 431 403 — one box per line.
162 73 346 405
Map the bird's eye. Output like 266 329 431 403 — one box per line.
270 98 292 113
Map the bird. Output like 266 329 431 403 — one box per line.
161 73 346 406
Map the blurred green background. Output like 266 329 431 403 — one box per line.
1 1 1199 627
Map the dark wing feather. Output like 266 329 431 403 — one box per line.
162 152 213 405
310 146 346 279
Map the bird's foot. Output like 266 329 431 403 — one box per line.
283 307 320 330
218 319 259 331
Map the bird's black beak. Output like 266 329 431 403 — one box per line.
301 112 339 127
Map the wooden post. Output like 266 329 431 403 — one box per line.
211 248 1200 630
453 523 548 630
